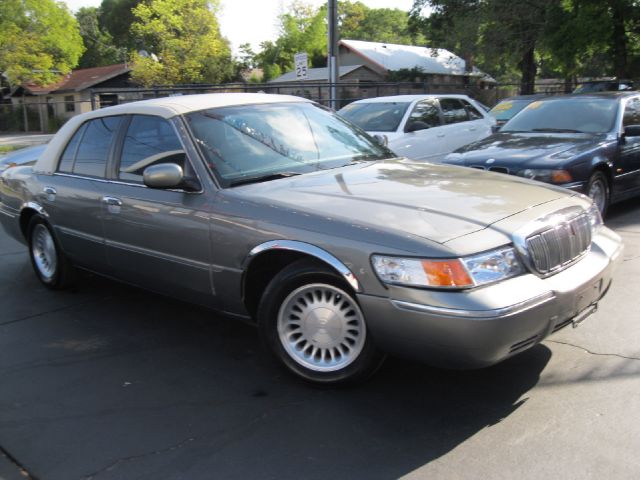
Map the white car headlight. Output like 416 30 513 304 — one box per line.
372 246 524 289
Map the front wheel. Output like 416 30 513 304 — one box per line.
27 215 75 289
586 171 610 217
257 259 384 386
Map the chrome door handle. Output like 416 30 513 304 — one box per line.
44 186 56 201
103 196 122 213
102 196 122 206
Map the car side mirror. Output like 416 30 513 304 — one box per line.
372 134 388 147
143 163 190 190
405 121 430 133
624 124 640 137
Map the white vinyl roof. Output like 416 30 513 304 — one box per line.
340 39 494 80
90 93 311 119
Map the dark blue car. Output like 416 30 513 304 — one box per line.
443 92 640 215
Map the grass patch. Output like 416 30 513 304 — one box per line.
0 145 18 154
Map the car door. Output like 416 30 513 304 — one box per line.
460 98 494 142
436 98 483 156
616 96 640 193
39 115 124 272
390 99 444 161
102 114 215 306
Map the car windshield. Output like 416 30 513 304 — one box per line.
501 98 619 134
488 99 534 121
338 101 411 132
186 102 394 186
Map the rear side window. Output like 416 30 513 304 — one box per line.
58 123 87 173
119 115 184 182
58 117 122 177
440 98 469 124
72 116 122 177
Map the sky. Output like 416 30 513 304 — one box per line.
62 0 418 53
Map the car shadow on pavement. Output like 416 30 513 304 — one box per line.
0 263 552 480
605 196 640 230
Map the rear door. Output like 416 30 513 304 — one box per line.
102 114 215 306
40 115 124 271
390 99 444 161
437 98 481 155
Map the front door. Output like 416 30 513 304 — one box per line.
102 115 214 306
392 99 444 161
617 97 640 194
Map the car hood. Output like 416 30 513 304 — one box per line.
231 159 569 244
445 132 607 166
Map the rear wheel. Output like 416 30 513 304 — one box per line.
586 171 610 217
27 215 75 289
257 259 384 385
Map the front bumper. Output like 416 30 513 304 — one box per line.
358 227 623 368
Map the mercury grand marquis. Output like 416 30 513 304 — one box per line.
0 93 624 385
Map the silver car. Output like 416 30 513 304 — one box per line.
0 94 624 385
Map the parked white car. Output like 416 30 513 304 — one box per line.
338 94 496 162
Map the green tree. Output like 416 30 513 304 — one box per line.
76 7 123 68
0 0 84 86
340 2 424 45
100 0 142 50
411 0 640 91
129 0 233 86
253 2 326 80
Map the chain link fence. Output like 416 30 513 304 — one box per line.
0 79 580 134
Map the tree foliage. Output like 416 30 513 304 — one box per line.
99 0 143 50
129 0 233 86
339 2 425 45
410 0 640 91
76 7 123 69
0 0 84 86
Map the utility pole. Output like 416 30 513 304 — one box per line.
327 0 339 109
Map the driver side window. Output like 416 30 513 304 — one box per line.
119 115 184 182
407 99 440 131
623 98 640 127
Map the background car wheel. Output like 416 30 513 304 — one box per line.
27 215 75 289
586 171 610 217
257 259 384 386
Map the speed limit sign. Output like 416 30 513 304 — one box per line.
295 53 308 80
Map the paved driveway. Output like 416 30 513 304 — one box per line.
1 200 639 480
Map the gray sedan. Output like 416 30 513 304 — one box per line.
0 93 624 385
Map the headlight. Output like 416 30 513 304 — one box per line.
586 202 603 235
372 246 524 289
517 168 572 184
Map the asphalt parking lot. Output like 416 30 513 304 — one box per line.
1 199 639 480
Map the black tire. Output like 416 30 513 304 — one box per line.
27 215 75 289
257 259 384 386
586 171 610 217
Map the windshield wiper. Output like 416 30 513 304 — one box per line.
531 128 584 133
228 171 301 187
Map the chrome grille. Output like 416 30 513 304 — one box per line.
526 213 591 274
